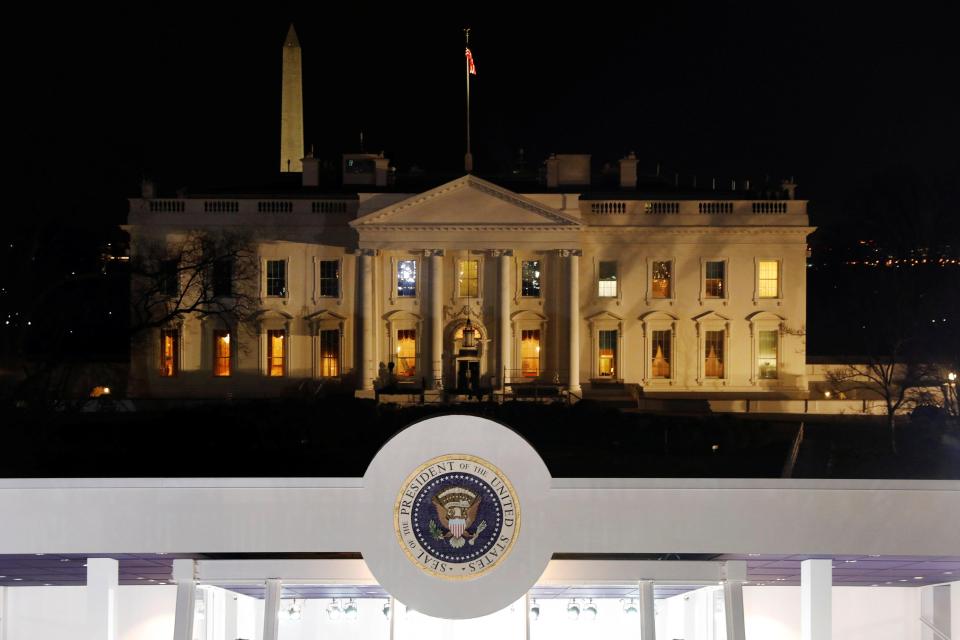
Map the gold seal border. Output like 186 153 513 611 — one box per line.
394 453 521 581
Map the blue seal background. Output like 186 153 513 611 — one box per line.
411 471 504 563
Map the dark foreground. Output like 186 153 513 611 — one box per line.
2 397 958 479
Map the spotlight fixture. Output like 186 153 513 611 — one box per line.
280 599 303 621
326 598 342 621
622 598 638 616
583 599 598 621
382 600 392 619
566 599 580 620
344 598 358 620
529 599 540 621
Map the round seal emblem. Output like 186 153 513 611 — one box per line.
395 453 520 580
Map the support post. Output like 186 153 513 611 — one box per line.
430 251 444 389
639 580 656 639
567 251 581 393
1 586 8 640
263 579 282 640
172 559 196 640
801 559 832 640
86 557 118 640
360 251 375 390
524 592 532 640
499 251 512 389
723 580 746 640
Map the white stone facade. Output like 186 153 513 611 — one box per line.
126 175 813 398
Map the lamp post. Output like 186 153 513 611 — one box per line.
946 372 958 418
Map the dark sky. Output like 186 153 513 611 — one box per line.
18 4 960 222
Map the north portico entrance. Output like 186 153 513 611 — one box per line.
447 319 488 393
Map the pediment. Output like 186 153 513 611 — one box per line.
586 310 624 323
746 311 784 323
304 309 347 322
350 175 581 230
639 310 678 322
692 310 730 323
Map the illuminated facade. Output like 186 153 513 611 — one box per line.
126 172 812 399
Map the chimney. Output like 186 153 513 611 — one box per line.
781 178 797 200
302 150 320 187
545 154 559 188
619 152 638 189
140 178 157 199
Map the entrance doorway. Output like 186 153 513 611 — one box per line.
456 359 481 394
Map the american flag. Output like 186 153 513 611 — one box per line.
465 48 477 75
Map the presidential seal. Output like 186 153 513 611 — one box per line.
395 454 520 580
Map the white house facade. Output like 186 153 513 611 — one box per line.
126 172 813 399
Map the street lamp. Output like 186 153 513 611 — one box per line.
946 372 958 417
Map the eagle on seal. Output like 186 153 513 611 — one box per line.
432 486 482 548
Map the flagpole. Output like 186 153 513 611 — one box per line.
464 27 473 173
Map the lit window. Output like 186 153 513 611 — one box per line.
397 260 417 297
159 260 178 296
651 261 672 298
160 330 178 377
598 330 617 377
521 329 541 377
213 258 233 297
213 330 231 377
521 261 541 297
319 329 340 377
651 330 671 378
267 330 285 377
458 259 479 298
758 330 778 379
598 261 617 297
705 261 725 298
704 330 724 378
266 260 287 297
319 260 340 297
758 260 779 298
396 329 417 377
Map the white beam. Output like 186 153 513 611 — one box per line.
723 580 746 640
262 579 282 640
172 560 196 640
539 560 729 584
86 558 118 640
801 559 832 640
638 580 656 640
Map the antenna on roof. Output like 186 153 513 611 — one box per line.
693 176 697 188
712 177 716 191
360 131 365 153
656 163 661 177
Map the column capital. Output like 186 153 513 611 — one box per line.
557 249 583 257
488 249 513 257
357 248 377 257
423 249 445 257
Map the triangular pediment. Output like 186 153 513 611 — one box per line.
350 175 581 229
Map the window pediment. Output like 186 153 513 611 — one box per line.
305 309 347 322
746 311 784 323
639 310 678 323
586 310 624 324
692 310 730 324
511 309 548 323
383 310 422 322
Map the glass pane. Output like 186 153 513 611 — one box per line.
320 329 340 377
213 259 232 297
521 329 540 377
458 260 479 298
267 260 287 296
521 261 541 297
213 331 231 377
161 331 177 377
599 330 617 377
705 330 724 378
598 261 617 297
652 261 672 298
397 260 417 297
705 261 725 298
759 260 778 298
396 329 416 377
267 330 285 377
652 330 671 378
319 260 339 297
758 330 778 379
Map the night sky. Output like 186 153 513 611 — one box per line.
9 4 960 361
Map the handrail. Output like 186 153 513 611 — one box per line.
920 616 951 640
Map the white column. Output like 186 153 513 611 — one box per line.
1 586 8 640
500 251 512 388
361 251 375 390
639 580 656 639
567 251 581 393
172 559 196 640
262 578 282 640
431 251 444 388
85 558 118 640
223 590 238 640
723 580 746 640
801 559 832 640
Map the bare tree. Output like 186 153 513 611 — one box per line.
826 345 938 454
129 230 259 336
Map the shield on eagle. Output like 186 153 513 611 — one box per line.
432 486 482 549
